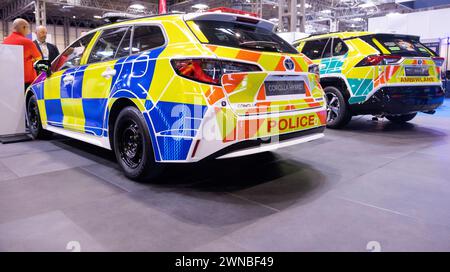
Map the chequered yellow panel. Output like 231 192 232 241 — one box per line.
82 60 116 99
61 98 85 132
43 71 64 99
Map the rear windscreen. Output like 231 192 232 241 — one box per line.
192 20 298 54
361 34 436 57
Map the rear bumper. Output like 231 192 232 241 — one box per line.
186 106 327 162
351 85 445 115
208 126 326 160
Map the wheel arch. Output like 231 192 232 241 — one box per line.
25 89 36 108
320 76 352 99
107 98 141 148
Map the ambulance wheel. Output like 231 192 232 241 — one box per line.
26 95 52 139
386 113 417 124
113 106 163 182
324 86 352 129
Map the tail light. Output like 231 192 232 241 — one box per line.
432 57 445 67
171 59 261 85
356 55 402 67
308 64 320 76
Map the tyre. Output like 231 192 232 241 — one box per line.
386 113 417 124
113 106 163 181
26 95 52 139
324 86 352 129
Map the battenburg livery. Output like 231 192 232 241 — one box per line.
294 32 445 128
26 13 326 180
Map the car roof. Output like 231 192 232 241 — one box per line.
294 31 372 43
294 31 422 44
87 12 275 34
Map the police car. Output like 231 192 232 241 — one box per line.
26 12 326 181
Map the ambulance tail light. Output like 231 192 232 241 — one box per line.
432 57 445 67
171 59 261 85
356 55 402 67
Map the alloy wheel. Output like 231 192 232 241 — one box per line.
326 92 340 123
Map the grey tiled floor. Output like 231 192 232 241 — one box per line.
0 100 449 252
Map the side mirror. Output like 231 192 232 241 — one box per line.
34 59 51 76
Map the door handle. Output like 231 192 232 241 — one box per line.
101 68 117 79
62 75 74 85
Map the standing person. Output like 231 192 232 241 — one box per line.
2 18 42 90
34 25 59 63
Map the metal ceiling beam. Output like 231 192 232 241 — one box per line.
1 0 34 21
35 0 46 26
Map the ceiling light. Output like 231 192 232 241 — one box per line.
296 3 311 8
359 2 376 9
192 4 209 10
387 12 401 17
129 3 145 10
321 9 332 14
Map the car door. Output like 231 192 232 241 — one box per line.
301 38 330 74
79 26 131 136
44 32 95 130
320 38 349 74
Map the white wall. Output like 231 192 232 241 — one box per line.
369 8 450 39
369 8 450 70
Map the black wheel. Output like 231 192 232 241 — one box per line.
324 86 352 129
26 95 52 139
386 113 417 124
113 106 163 181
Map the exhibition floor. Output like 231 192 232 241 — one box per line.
0 100 449 252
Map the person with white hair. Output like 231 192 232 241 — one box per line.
34 25 59 63
2 18 42 90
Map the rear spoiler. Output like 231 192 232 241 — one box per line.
183 12 276 32
344 33 421 41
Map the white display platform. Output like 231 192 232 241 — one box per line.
0 44 28 141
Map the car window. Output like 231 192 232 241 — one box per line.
115 27 132 59
322 38 333 58
88 27 129 64
52 32 95 71
301 38 329 60
332 38 348 56
360 34 434 57
131 25 165 54
193 20 298 54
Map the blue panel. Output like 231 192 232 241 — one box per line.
85 128 104 136
82 98 108 136
410 0 450 9
72 65 88 99
143 113 161 162
110 47 165 99
45 99 63 124
149 101 207 134
102 108 110 137
59 67 77 98
145 99 153 110
156 136 193 161
31 82 44 100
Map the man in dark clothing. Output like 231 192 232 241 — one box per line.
34 25 59 63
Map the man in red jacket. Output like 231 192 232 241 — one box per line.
2 18 42 90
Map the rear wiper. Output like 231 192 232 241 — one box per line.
239 41 281 52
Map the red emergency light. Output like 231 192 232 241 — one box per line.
207 7 259 18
